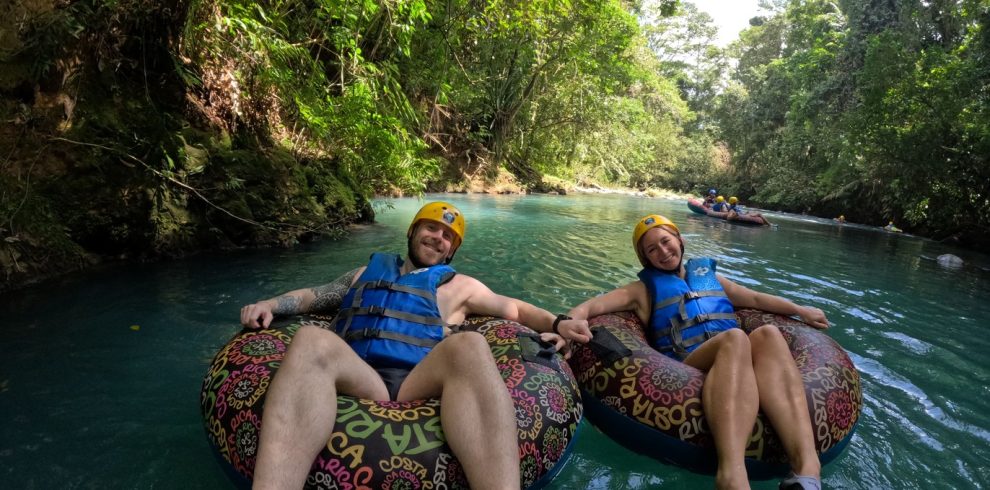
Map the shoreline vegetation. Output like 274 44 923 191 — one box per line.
0 175 691 294
2 0 987 292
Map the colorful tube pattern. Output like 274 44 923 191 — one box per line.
201 315 583 489
569 310 861 479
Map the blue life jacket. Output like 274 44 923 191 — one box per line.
638 257 738 360
712 202 728 212
331 252 455 369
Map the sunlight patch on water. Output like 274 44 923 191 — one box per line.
789 273 862 294
846 307 884 324
851 351 990 447
879 331 933 355
868 389 945 451
874 306 906 319
763 276 801 287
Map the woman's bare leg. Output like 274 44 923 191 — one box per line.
685 328 759 490
749 325 821 478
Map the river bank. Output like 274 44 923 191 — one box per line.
0 173 692 294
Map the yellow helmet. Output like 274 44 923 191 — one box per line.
729 196 738 204
408 201 466 251
716 196 725 203
632 215 680 267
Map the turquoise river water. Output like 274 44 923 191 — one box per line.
1 193 988 489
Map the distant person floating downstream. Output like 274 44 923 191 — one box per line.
712 195 728 212
834 215 846 224
884 221 902 233
703 188 718 207
556 215 830 490
727 196 772 226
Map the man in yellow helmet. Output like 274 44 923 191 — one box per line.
726 196 773 226
240 201 583 490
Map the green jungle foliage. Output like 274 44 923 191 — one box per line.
1 0 988 290
715 0 990 246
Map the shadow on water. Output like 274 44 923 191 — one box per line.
2 193 989 488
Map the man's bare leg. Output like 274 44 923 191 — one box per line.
750 325 821 478
685 329 759 490
399 332 520 490
253 326 389 490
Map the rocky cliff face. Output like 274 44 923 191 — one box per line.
0 1 372 292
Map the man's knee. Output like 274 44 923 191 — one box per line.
286 325 345 365
437 331 494 366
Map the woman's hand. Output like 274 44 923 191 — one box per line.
539 332 573 359
799 306 830 329
557 318 592 343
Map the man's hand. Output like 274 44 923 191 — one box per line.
240 301 275 329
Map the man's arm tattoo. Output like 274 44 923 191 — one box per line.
310 268 361 313
272 295 303 315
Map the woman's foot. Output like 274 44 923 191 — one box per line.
779 473 821 490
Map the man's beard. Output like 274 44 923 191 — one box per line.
407 239 435 268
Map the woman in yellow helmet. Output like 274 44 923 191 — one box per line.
559 215 829 490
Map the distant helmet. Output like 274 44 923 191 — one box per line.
632 215 680 267
716 196 725 203
708 188 717 195
839 215 845 220
729 196 739 204
408 201 466 251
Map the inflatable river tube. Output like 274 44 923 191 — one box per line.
687 198 768 227
201 315 583 489
569 310 861 479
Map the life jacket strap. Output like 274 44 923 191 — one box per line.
343 328 441 348
353 279 437 301
653 289 727 313
655 312 739 358
331 278 439 334
673 312 738 330
334 305 445 327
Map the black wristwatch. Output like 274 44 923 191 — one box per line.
552 314 572 334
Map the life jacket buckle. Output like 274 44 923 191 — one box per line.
370 279 392 289
367 305 385 316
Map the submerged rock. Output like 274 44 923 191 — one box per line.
936 254 964 268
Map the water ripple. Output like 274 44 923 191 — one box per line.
850 351 990 446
